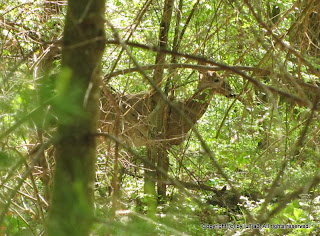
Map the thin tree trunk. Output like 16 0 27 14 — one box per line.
145 0 174 201
46 0 106 235
157 0 184 199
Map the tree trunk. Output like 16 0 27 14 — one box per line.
46 0 105 235
144 0 174 201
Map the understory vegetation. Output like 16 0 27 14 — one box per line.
1 0 320 235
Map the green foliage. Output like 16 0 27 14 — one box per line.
0 151 15 170
1 0 320 235
2 213 32 236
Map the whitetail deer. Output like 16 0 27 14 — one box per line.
99 70 235 198
99 71 235 146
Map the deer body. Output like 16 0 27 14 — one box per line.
100 71 235 146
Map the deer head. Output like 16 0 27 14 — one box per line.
198 71 235 98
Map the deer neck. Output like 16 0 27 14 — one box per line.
184 88 215 123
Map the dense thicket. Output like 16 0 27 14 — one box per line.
1 0 320 235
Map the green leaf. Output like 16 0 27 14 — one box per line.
293 208 302 220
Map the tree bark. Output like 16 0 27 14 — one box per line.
46 0 105 235
144 0 174 201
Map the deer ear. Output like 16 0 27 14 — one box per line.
201 71 219 80
207 71 217 77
